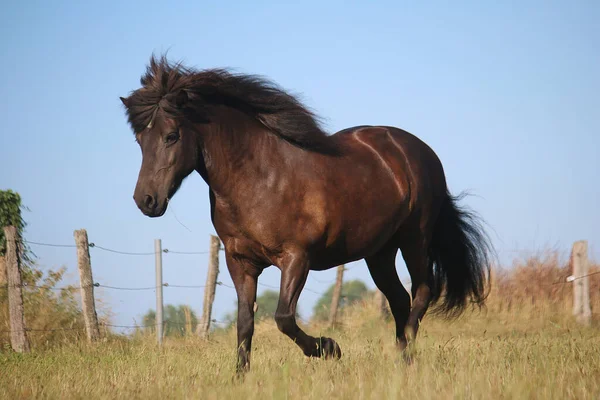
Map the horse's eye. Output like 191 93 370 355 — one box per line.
165 131 180 145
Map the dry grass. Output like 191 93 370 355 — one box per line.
489 250 600 316
0 266 88 348
1 251 599 399
1 301 599 399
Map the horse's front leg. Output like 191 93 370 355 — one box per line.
274 252 342 359
226 252 260 374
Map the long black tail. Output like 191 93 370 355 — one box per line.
428 191 494 318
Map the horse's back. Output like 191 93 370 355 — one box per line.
333 124 445 187
331 124 447 224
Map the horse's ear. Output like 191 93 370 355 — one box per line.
120 96 131 108
175 90 188 108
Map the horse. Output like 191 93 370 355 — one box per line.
120 55 493 373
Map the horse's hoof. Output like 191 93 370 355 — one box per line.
318 336 342 359
235 358 250 378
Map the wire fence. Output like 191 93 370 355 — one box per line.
3 236 597 338
0 236 336 337
0 320 232 334
6 238 596 296
4 269 597 292
17 238 357 294
17 239 334 293
24 239 209 255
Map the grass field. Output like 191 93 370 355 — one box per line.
1 300 599 400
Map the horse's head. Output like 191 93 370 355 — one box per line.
120 90 199 217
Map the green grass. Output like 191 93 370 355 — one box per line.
1 303 599 400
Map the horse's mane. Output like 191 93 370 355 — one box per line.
123 55 339 155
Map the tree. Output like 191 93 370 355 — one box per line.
253 290 280 320
0 190 33 261
1 190 34 284
223 289 299 327
141 304 198 337
312 279 371 321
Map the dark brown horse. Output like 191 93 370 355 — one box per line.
120 55 493 372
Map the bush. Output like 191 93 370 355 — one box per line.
0 266 88 350
488 249 599 316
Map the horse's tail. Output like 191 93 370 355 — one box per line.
428 191 494 318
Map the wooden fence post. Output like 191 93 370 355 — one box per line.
74 229 100 342
183 305 193 336
198 235 220 339
571 240 591 326
155 239 164 346
328 265 345 328
0 255 6 286
4 226 30 353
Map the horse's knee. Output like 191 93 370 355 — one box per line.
274 313 296 336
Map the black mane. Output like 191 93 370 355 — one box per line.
123 55 339 154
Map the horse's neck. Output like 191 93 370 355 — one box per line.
197 107 287 198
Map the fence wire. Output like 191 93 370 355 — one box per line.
24 240 210 256
11 236 594 339
17 239 349 295
0 282 208 291
0 319 231 334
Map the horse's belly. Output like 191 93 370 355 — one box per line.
310 204 408 270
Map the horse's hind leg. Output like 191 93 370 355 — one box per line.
399 233 433 345
365 245 412 351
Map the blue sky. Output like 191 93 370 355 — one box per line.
1 1 598 328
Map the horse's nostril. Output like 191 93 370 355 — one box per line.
144 195 156 210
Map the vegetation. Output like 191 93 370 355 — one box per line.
1 243 598 398
222 281 370 328
490 250 599 313
141 304 198 337
312 279 371 321
223 289 296 327
0 189 33 263
1 190 87 349
1 291 599 399
0 266 87 348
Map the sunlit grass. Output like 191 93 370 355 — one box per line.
1 299 599 400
